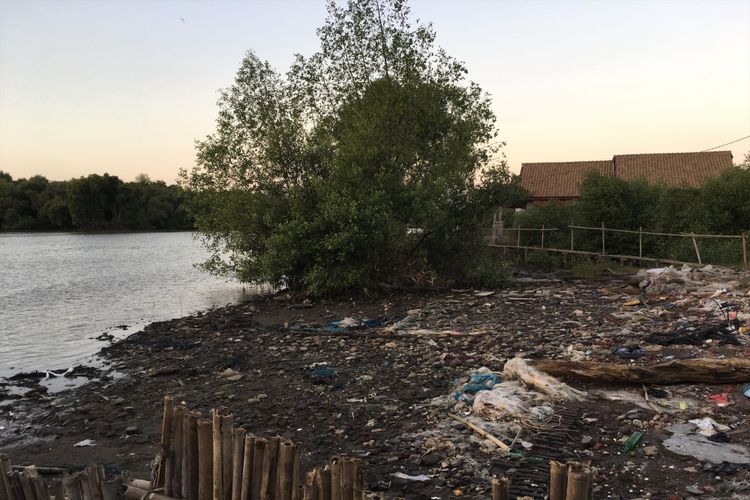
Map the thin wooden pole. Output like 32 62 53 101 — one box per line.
516 227 521 247
340 459 353 500
221 416 234 500
212 409 224 500
540 224 545 248
570 225 574 251
601 222 606 256
197 419 213 500
316 470 330 500
171 406 186 499
350 460 362 500
231 429 247 500
742 233 747 269
260 437 279 500
638 227 643 258
565 462 591 500
291 446 301 500
691 233 702 264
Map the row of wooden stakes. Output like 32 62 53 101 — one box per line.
152 396 364 500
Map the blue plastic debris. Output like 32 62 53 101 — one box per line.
454 372 498 402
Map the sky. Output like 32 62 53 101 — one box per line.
1 0 749 183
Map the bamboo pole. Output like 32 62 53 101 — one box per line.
276 441 295 500
540 224 545 248
100 477 121 500
491 477 509 500
691 233 702 264
742 233 747 269
232 429 247 500
250 438 267 500
159 396 175 491
212 409 224 500
328 457 342 500
85 467 103 500
570 225 574 251
51 482 64 500
186 412 200 500
548 461 567 500
240 435 255 500
516 227 521 247
316 470 330 500
221 416 235 500
260 437 279 500
171 406 186 499
0 454 13 500
601 222 606 255
197 419 214 500
565 462 591 500
18 474 35 500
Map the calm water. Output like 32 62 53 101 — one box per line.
0 232 251 378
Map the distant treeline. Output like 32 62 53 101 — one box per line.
0 171 193 231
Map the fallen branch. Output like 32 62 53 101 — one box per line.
447 414 511 452
529 358 750 385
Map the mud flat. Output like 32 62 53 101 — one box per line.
2 266 750 498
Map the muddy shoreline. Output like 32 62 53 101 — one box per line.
2 270 750 498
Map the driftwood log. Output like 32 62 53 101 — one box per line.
529 358 750 385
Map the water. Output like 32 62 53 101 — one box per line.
0 232 252 378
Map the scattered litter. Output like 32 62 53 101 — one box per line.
688 417 730 437
623 431 643 453
391 472 431 482
611 345 645 359
74 439 96 447
663 423 750 464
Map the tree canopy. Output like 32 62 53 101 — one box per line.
181 0 525 295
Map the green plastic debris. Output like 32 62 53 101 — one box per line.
623 431 643 453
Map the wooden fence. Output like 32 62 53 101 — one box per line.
489 223 749 269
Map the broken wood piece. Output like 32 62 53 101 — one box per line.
530 358 750 384
447 414 511 452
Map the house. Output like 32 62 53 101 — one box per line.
519 151 734 205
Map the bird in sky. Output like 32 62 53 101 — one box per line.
179 17 185 23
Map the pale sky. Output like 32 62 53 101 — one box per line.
1 0 749 183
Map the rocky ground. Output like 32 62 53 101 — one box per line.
2 265 750 499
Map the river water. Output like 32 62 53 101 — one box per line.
0 232 251 378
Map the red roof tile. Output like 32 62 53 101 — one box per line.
520 161 611 200
613 151 733 188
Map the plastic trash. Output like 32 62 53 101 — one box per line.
623 299 642 307
74 439 96 447
391 472 430 481
623 431 643 453
743 384 750 398
611 345 645 359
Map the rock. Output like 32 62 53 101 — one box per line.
581 435 593 445
685 485 704 495
125 426 139 435
643 446 658 457
421 453 442 466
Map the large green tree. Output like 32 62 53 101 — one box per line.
181 0 523 294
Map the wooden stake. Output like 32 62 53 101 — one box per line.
232 428 247 500
100 477 121 500
276 441 295 500
171 406 186 499
290 446 301 500
540 224 545 248
302 471 318 500
565 462 591 500
85 466 103 500
18 474 35 500
350 460 363 500
638 227 643 258
742 233 747 269
250 438 267 500
197 418 214 500
221 415 235 500
260 437 279 500
32 476 50 500
491 477 509 500
212 409 224 500
0 454 13 500
548 461 567 500
601 222 606 256
329 457 342 500
158 396 175 491
186 412 200 500
240 435 255 500
124 485 181 500
51 482 65 500
340 459 353 500
62 474 83 500
316 470 330 500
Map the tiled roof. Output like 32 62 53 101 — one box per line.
519 161 611 199
613 151 733 188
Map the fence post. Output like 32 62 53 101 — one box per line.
742 233 748 269
570 225 574 251
639 227 643 258
517 227 521 248
601 222 606 256
691 233 702 265
541 224 545 249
